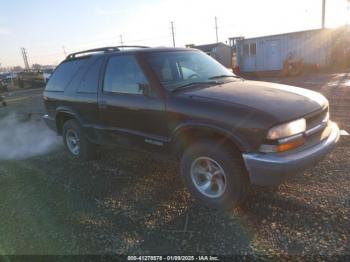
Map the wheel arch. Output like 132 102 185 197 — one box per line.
171 122 248 158
55 107 82 135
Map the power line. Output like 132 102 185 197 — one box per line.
15 34 169 59
170 21 176 47
4 34 171 67
124 35 169 43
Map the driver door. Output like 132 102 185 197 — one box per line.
98 54 167 148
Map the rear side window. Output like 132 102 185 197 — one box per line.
45 59 86 91
78 58 103 93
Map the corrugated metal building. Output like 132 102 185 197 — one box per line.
232 29 335 73
193 42 232 68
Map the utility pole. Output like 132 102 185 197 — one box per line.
347 0 350 25
215 16 219 43
62 46 67 57
170 21 176 47
322 0 326 29
21 47 29 69
119 34 124 46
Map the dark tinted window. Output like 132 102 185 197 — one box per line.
103 55 149 95
45 59 86 91
78 58 103 93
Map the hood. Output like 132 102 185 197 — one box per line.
183 80 328 122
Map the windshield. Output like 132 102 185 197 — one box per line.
145 50 237 92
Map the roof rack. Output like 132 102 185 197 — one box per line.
66 46 150 59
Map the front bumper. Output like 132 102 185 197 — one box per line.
43 114 58 133
242 122 340 186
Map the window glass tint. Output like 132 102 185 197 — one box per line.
103 55 149 95
145 51 235 91
45 59 86 91
78 58 103 93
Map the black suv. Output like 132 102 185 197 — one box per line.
43 46 340 209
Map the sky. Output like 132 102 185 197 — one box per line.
0 0 349 67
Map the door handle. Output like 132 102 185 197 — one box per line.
99 100 108 109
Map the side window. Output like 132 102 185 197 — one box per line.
147 57 173 82
243 43 257 56
250 43 257 56
78 58 103 93
103 55 149 95
243 44 249 56
45 59 86 91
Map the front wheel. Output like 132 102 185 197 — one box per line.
62 119 97 161
180 141 249 209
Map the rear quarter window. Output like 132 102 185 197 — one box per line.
45 59 87 91
77 57 103 93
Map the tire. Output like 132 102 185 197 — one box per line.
62 119 97 161
180 141 249 210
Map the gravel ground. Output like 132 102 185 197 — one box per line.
0 72 349 257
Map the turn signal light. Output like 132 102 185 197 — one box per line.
276 137 305 152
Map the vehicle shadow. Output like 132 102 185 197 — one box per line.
29 146 254 254
24 144 347 255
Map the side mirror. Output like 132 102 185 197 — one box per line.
138 83 153 97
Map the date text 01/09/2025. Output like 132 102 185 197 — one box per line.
127 255 219 261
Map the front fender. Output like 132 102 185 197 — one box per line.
171 121 250 152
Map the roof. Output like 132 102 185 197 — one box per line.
232 28 331 41
65 46 194 60
193 42 229 52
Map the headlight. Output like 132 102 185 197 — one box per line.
323 111 329 123
266 118 306 140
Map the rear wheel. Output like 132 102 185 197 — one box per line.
180 141 249 209
62 119 97 161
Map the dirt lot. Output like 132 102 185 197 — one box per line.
0 72 349 257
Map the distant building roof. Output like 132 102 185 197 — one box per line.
232 28 331 41
193 42 229 52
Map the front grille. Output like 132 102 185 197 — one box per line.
306 108 328 130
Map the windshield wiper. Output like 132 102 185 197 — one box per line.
208 75 243 80
171 81 220 93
